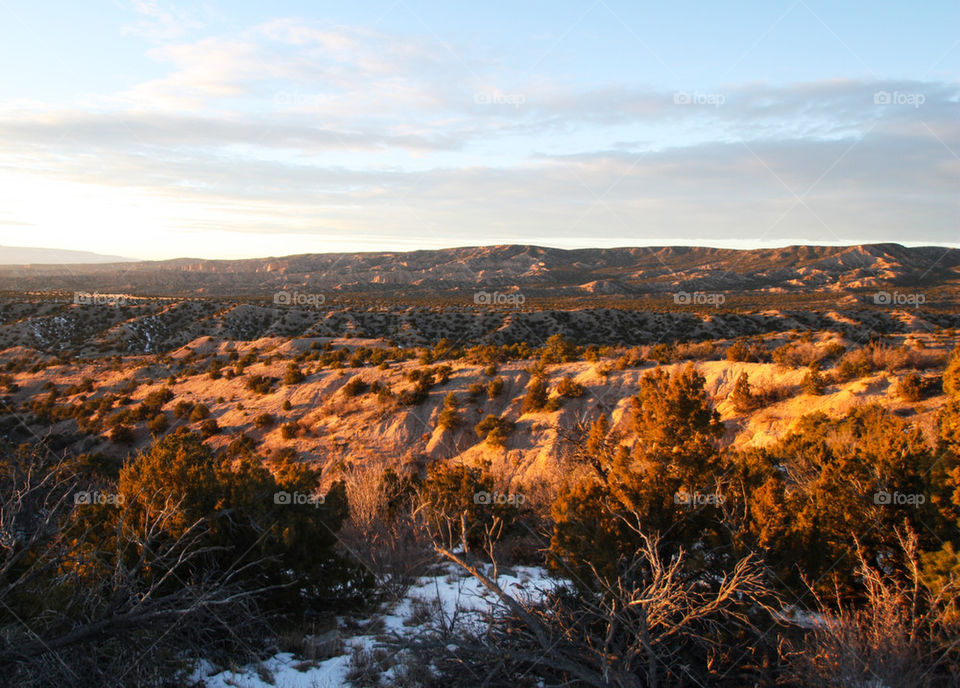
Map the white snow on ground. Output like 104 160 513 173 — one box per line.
191 564 556 688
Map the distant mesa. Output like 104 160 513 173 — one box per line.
0 243 957 298
0 245 137 265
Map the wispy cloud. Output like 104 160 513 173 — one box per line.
122 0 207 41
1 15 957 257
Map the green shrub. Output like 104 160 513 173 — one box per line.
648 343 676 364
281 422 300 440
419 463 522 550
521 376 550 413
118 432 369 617
370 380 393 404
173 401 194 418
138 387 174 418
200 418 220 438
246 375 275 395
556 375 586 398
730 372 754 412
284 363 305 385
397 379 430 406
835 348 874 381
190 403 211 422
437 392 460 430
897 372 922 401
225 433 256 457
147 413 168 436
475 414 515 446
540 334 579 364
801 366 827 395
726 340 756 362
772 341 828 369
342 376 368 397
254 413 275 429
110 424 135 445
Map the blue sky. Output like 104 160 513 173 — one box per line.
0 0 957 259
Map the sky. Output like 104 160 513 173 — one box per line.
0 0 957 260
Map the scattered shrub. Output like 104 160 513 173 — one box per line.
726 339 766 362
896 372 940 402
198 419 219 437
556 376 586 398
730 372 755 413
342 376 368 397
475 414 515 446
173 401 194 418
540 334 579 364
254 413 275 429
281 422 300 440
802 366 828 395
371 381 393 404
185 404 209 422
772 341 830 368
109 424 135 445
147 413 168 436
245 375 275 395
521 376 550 413
648 343 676 365
284 363 305 385
437 392 460 430
674 340 724 361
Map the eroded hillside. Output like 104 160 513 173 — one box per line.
1 298 958 355
1 330 953 488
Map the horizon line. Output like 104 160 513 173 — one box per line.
3 239 960 265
